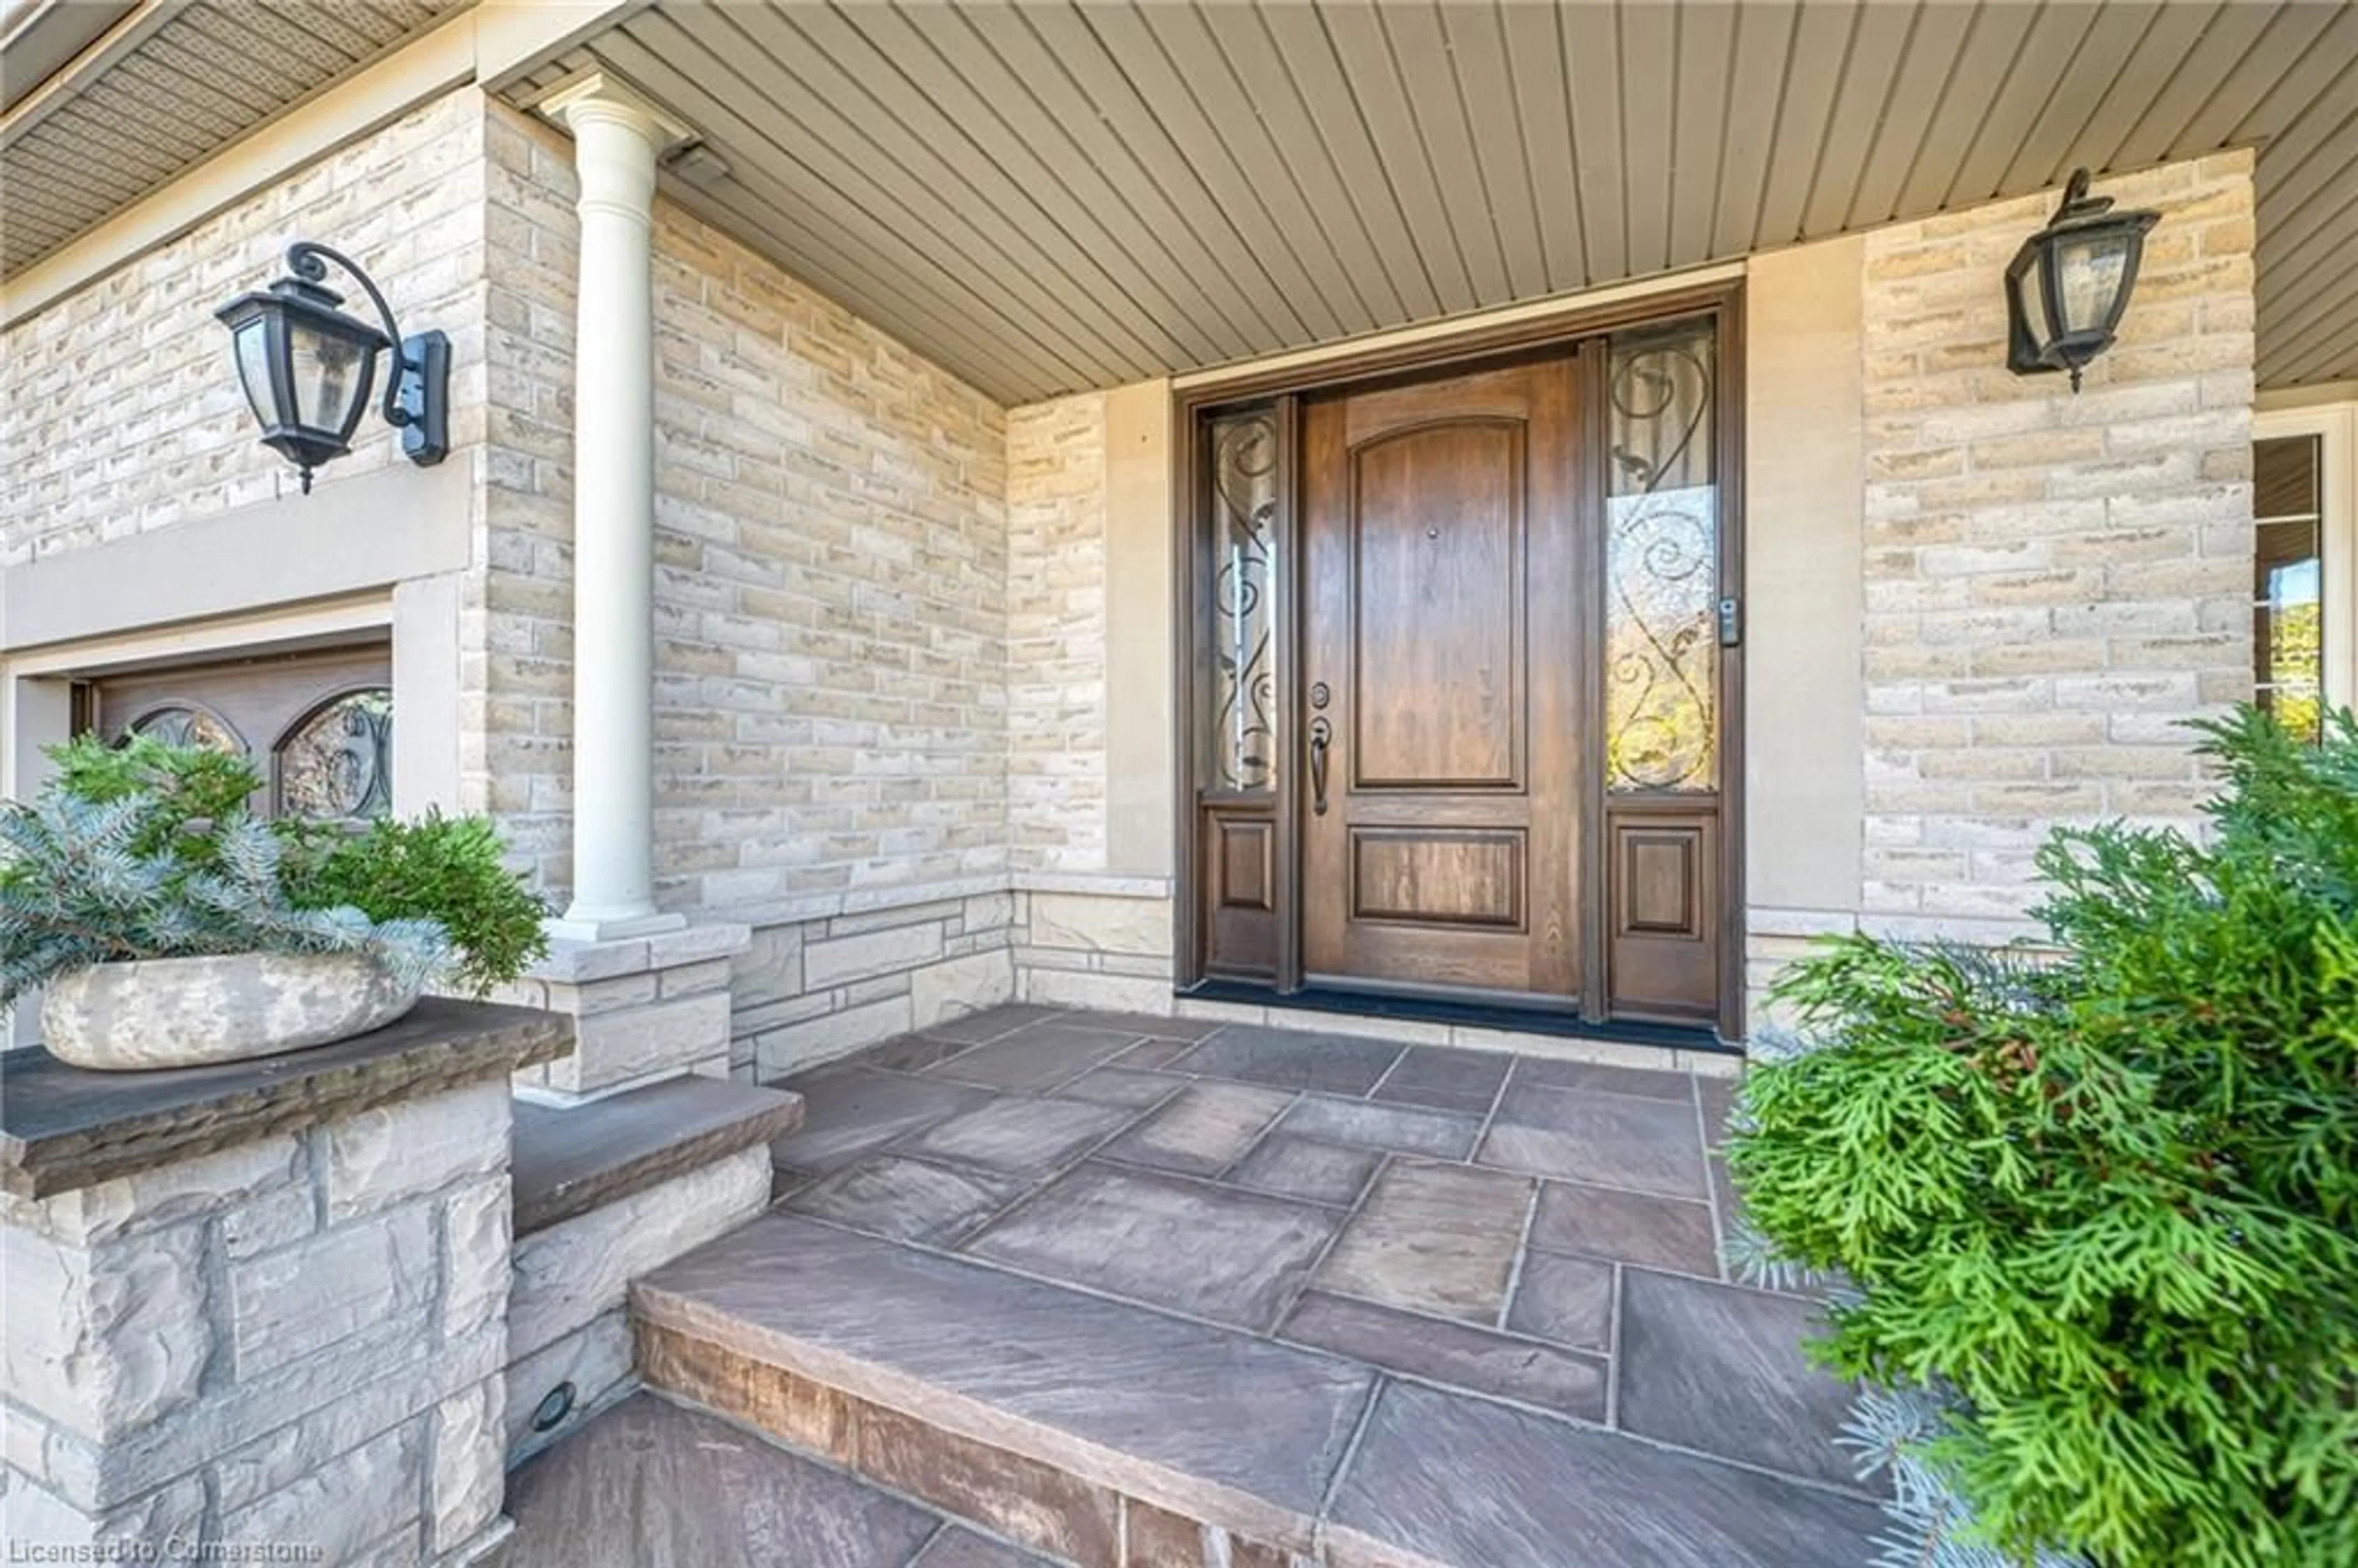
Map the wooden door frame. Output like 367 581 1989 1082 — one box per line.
1171 279 1749 1041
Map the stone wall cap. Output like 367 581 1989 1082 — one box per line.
1018 872 1176 899
708 876 1010 929
1 998 572 1201
704 872 1177 930
644 921 755 967
528 920 754 983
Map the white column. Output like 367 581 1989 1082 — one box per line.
542 75 688 941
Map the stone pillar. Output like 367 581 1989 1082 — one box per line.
540 73 688 943
509 75 747 1104
0 1002 567 1564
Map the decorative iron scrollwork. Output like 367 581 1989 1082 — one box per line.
1605 325 1719 793
1210 410 1279 791
128 704 244 755
276 688 393 823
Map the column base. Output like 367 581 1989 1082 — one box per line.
499 922 754 1099
545 907 690 944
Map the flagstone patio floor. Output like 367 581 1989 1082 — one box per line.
529 1005 1887 1566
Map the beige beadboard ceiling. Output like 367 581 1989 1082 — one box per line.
7 2 2357 402
497 0 2358 402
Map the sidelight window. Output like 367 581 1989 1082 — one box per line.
1603 319 1720 793
1207 405 1282 793
2255 435 2325 742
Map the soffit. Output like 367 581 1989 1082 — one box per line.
7 2 2351 400
1 0 473 276
499 0 2358 405
1 1 141 112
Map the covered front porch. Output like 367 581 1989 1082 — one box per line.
4 1 2353 1564
7 0 2345 1062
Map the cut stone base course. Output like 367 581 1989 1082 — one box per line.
500 1310 633 1463
735 895 1020 1081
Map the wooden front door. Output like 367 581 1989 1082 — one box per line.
1299 356 1584 998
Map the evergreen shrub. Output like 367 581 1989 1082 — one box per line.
1730 708 2358 1567
2 736 545 1006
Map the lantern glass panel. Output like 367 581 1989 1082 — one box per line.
2017 250 2058 354
230 317 276 428
2055 229 2134 337
288 317 373 436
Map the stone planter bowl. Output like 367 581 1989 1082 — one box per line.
41 952 421 1071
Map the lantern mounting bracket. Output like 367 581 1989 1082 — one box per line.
2047 168 2109 225
282 241 450 473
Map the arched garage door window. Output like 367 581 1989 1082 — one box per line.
89 643 393 828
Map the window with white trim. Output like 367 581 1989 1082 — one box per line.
2252 402 2356 737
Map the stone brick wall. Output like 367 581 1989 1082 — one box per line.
1 1081 513 1559
2 95 2260 1057
729 892 1018 1079
1853 151 2256 941
468 102 580 867
1 91 489 568
1013 885 1176 1014
504 1144 771 1461
1007 393 1110 873
482 105 1011 911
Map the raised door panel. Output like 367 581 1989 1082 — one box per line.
1605 807 1719 1023
1350 828 1525 930
1349 422 1524 789
1622 829 1701 934
1202 805 1278 978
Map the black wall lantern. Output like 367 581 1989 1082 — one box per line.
2004 168 2161 392
215 242 449 492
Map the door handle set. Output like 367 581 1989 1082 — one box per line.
1308 716 1333 815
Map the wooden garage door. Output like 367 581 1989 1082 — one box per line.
87 642 394 825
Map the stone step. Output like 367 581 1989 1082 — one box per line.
629 1212 1885 1568
505 1390 1059 1568
502 1076 806 1467
511 1074 804 1237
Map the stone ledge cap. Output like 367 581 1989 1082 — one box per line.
706 873 1178 931
527 920 754 985
1018 872 1176 899
510 1076 803 1238
1 998 571 1201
